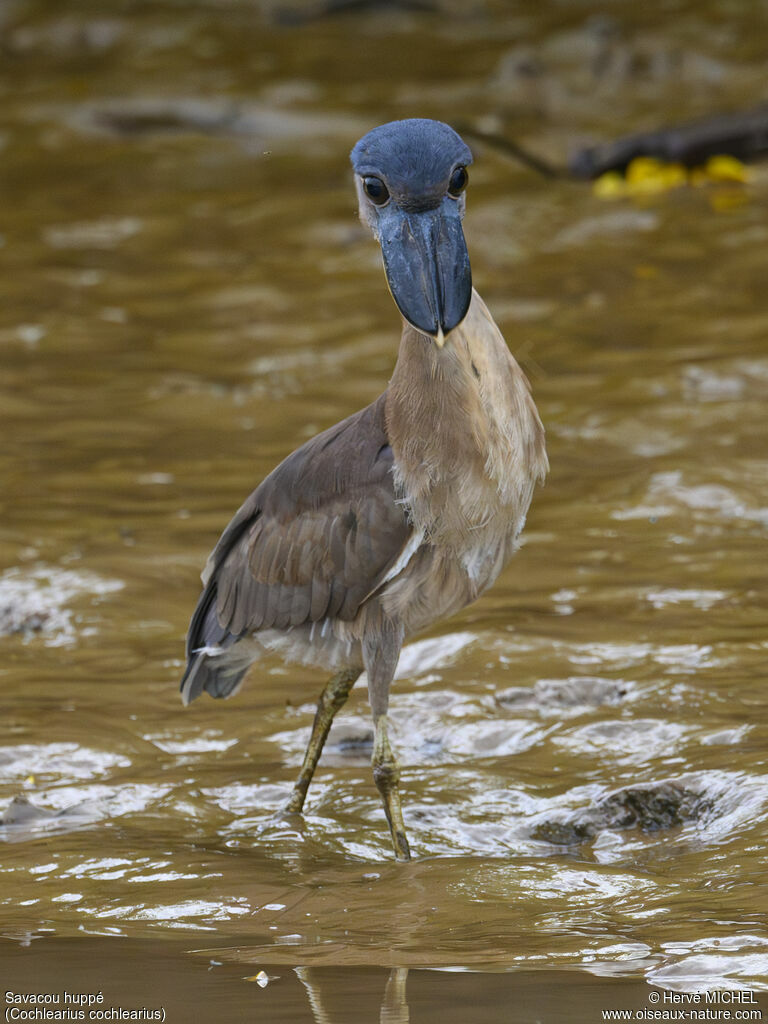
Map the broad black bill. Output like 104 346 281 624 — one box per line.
378 200 472 343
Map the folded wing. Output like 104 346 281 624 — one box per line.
181 394 411 702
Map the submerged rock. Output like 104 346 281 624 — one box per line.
597 783 710 831
497 676 630 713
0 605 50 637
1 795 58 826
326 719 374 753
532 780 712 846
0 566 123 644
0 795 100 842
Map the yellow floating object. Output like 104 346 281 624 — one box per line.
593 153 750 199
625 156 666 183
704 154 749 182
626 157 688 193
592 170 626 198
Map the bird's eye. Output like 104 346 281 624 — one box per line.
447 166 468 198
363 176 390 206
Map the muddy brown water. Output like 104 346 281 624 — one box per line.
1 1 768 1019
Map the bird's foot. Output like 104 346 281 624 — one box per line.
391 827 411 862
372 715 412 861
270 788 307 824
281 789 306 816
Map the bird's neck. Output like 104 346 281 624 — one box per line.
385 289 547 549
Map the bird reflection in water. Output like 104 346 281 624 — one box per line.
296 966 410 1024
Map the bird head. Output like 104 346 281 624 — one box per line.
351 118 473 347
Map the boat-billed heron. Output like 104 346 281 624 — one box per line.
180 118 548 861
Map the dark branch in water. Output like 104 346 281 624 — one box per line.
454 123 564 180
569 105 768 179
456 106 768 183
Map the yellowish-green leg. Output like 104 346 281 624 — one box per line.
372 714 411 862
284 668 360 814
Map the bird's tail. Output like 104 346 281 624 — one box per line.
180 581 250 704
180 649 249 705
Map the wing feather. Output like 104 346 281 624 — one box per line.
309 572 330 621
186 393 411 656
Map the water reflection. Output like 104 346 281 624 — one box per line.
297 966 410 1024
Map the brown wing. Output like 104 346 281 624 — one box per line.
184 392 409 658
